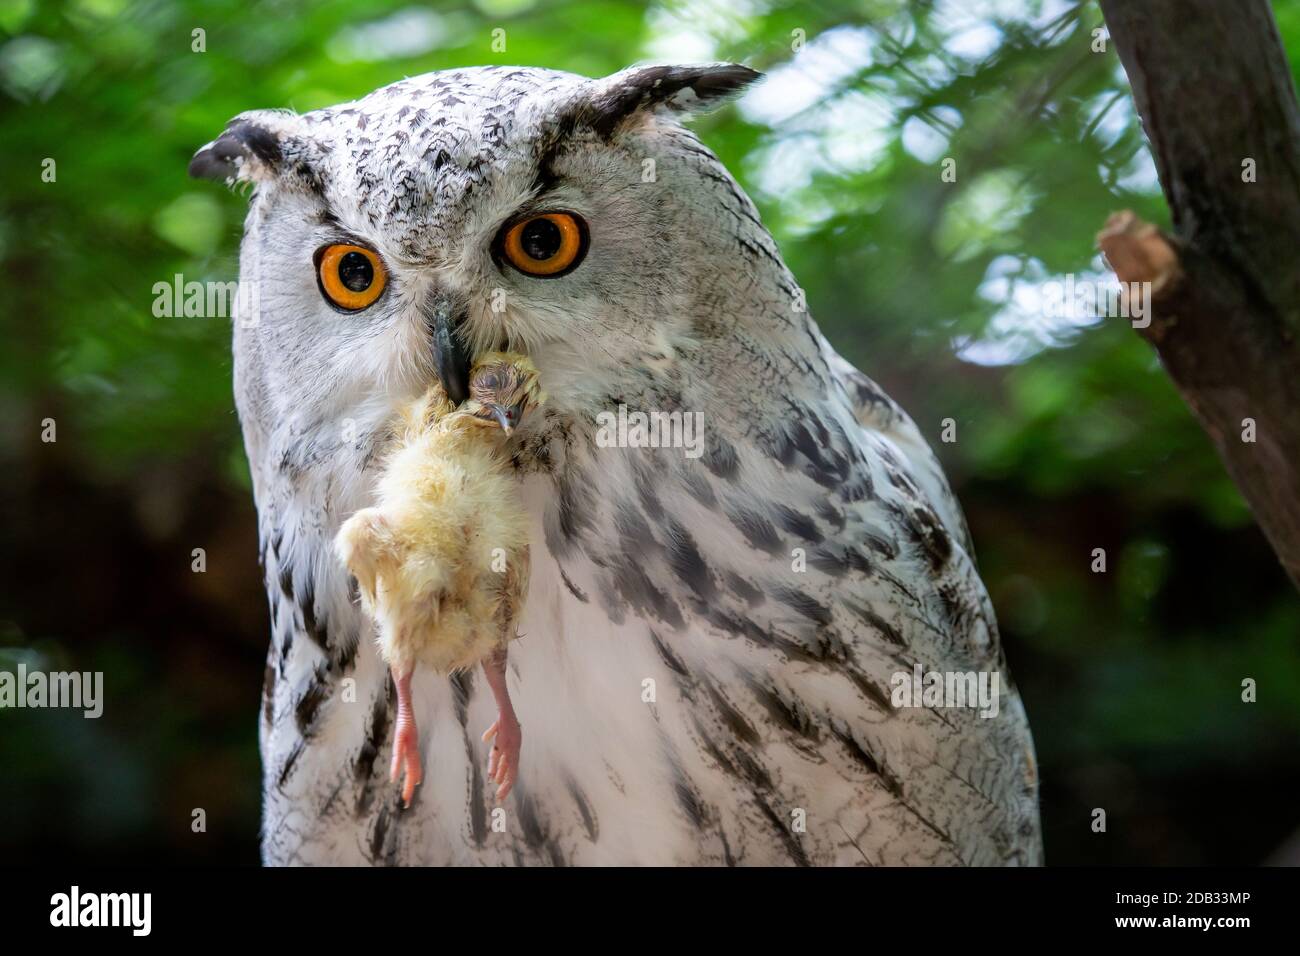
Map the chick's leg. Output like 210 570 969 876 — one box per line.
480 646 521 803
389 665 423 808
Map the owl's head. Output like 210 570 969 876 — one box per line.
191 64 772 445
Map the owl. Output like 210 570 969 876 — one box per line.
190 63 1042 866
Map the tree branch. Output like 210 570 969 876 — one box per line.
1099 0 1300 591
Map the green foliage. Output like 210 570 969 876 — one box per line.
2 0 1297 864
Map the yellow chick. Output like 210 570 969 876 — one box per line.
335 352 544 807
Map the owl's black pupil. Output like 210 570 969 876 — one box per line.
520 218 562 260
338 251 373 292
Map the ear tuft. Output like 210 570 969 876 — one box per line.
188 110 305 185
585 62 762 137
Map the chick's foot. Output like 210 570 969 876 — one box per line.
481 648 521 803
482 712 521 803
389 666 423 808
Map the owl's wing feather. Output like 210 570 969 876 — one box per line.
823 343 974 556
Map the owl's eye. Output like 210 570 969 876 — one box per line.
499 212 587 277
316 244 388 310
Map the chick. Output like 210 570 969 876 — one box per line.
335 352 544 807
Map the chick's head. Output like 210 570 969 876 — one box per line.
462 351 546 436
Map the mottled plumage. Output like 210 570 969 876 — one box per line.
192 63 1042 865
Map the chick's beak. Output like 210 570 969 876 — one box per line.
427 296 473 405
483 401 525 436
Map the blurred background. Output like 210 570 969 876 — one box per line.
2 0 1298 866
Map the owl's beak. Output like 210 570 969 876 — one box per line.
427 297 473 405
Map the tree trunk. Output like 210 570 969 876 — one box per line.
1098 0 1300 592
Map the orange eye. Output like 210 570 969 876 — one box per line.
500 212 587 277
317 244 387 310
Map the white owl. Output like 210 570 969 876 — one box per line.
190 63 1042 866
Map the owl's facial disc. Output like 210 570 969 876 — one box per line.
187 64 763 420
314 237 473 403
